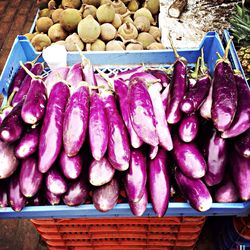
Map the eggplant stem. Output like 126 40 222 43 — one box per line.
200 47 208 75
95 68 114 90
216 52 223 59
168 32 180 59
223 36 233 60
190 57 201 79
31 54 42 65
75 43 90 67
20 61 42 80
0 89 17 112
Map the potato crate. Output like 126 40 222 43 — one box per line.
0 32 249 219
31 216 206 250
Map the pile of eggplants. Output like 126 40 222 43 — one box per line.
0 39 249 217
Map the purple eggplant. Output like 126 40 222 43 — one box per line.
0 98 25 143
128 77 159 146
89 157 115 186
124 149 147 202
175 168 212 212
19 156 43 198
149 149 170 217
101 90 130 171
63 85 89 157
45 66 69 96
211 40 238 132
45 189 61 205
9 173 27 212
166 47 187 124
15 127 39 159
45 168 67 195
21 79 47 124
148 82 173 151
66 63 84 90
114 79 143 149
0 181 8 208
234 129 250 158
200 81 213 119
161 85 170 111
222 73 250 138
203 130 227 186
129 189 148 216
181 54 211 114
130 72 158 83
11 63 44 107
38 82 70 173
92 177 119 212
82 58 97 86
178 113 199 143
8 62 33 97
172 135 206 179
149 145 158 160
230 149 250 201
214 175 239 203
88 92 109 161
0 141 19 179
63 177 89 206
146 69 170 87
29 192 46 206
59 150 82 180
111 66 144 82
0 106 13 126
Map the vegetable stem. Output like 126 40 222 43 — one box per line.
223 36 233 61
200 48 208 75
190 57 201 79
20 61 42 80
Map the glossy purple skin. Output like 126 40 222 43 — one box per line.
9 173 27 212
112 66 144 81
66 63 84 90
166 60 187 124
175 168 212 212
0 98 25 143
15 127 39 159
89 157 115 186
19 156 43 198
11 63 44 107
203 130 227 186
124 149 147 202
82 60 97 86
21 79 47 124
8 62 32 97
180 75 211 114
172 135 207 179
45 168 67 195
146 69 170 87
89 92 108 161
149 145 158 160
200 82 213 119
178 113 199 143
214 175 239 203
222 74 250 138
0 181 8 207
59 150 82 180
234 129 250 158
63 85 89 157
92 178 119 212
148 82 173 151
130 72 158 82
0 107 13 126
0 141 19 179
102 92 130 171
129 189 148 216
128 77 158 146
161 85 170 111
149 149 170 217
230 149 250 201
38 82 70 173
45 66 69 96
114 79 143 149
63 178 89 206
211 61 238 132
45 189 61 205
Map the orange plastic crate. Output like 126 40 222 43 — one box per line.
31 217 206 250
233 216 250 240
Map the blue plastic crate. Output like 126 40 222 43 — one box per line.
0 32 249 219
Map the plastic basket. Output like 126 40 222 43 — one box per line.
0 32 249 219
31 217 205 250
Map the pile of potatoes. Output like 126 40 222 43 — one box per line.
26 0 165 51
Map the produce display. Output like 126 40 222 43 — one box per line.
0 35 249 218
25 0 164 51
